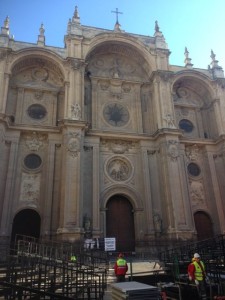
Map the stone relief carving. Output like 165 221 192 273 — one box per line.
190 180 205 205
25 132 46 151
167 140 179 161
99 80 110 91
102 140 134 154
34 90 44 100
174 87 203 107
12 57 64 86
71 103 81 120
107 157 132 182
19 173 40 203
164 113 176 128
66 132 81 157
185 144 200 161
88 50 148 81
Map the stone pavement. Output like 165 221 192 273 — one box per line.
103 261 163 299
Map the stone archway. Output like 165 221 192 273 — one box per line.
106 195 135 252
194 211 213 240
11 209 41 244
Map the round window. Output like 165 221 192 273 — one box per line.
103 103 129 127
179 119 194 133
27 104 47 120
187 163 201 176
24 154 42 169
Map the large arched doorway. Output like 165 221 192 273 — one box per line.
194 211 213 240
11 209 41 244
106 195 135 252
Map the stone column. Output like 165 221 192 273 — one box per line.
160 138 191 238
210 152 225 232
140 146 154 236
42 140 58 237
1 73 10 113
0 136 19 238
92 139 100 236
57 126 85 241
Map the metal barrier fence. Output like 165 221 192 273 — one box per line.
0 237 109 299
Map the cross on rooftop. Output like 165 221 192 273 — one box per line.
111 8 123 24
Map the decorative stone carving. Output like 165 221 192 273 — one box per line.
34 90 44 100
167 140 179 161
19 173 40 203
66 132 81 157
102 139 134 153
190 180 205 204
106 156 132 182
164 113 176 128
25 132 46 151
185 144 199 161
71 103 81 120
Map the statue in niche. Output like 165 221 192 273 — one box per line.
83 214 92 238
71 103 81 120
153 213 162 235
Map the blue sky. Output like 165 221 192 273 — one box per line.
1 0 225 70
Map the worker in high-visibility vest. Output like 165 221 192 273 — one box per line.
70 255 77 262
114 253 128 282
188 253 207 300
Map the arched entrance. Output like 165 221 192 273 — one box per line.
106 195 135 252
11 209 41 244
194 211 213 240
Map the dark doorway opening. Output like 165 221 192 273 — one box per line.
11 209 41 245
106 195 135 252
194 211 213 240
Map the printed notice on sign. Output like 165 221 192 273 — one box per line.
104 237 116 251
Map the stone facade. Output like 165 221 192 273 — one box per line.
0 8 225 251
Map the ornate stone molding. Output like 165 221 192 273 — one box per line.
66 131 81 157
185 144 200 161
25 132 46 151
167 140 179 161
102 139 135 154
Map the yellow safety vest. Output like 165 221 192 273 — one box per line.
193 261 205 281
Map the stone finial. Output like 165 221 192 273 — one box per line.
154 20 168 49
114 22 121 32
37 23 45 45
4 16 9 28
184 47 193 68
155 20 160 33
210 49 224 78
72 6 80 24
1 16 10 35
67 18 72 34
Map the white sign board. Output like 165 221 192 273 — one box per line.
104 237 116 251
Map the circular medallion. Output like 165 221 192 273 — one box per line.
106 157 132 182
103 103 129 127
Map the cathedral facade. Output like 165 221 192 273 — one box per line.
0 7 225 252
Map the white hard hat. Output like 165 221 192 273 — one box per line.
194 253 200 258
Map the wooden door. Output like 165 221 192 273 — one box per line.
106 195 135 252
194 211 214 241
